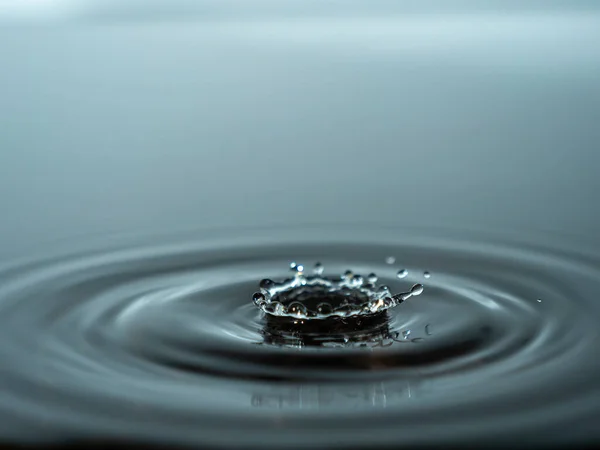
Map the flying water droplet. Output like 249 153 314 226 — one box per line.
423 271 431 279
385 256 396 264
396 269 408 279
402 330 411 339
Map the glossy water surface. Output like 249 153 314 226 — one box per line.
0 226 599 448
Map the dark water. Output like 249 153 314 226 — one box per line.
0 225 599 448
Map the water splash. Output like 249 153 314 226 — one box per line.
253 263 423 319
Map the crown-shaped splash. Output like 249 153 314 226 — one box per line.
252 262 424 319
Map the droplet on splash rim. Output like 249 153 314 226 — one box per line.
252 263 425 319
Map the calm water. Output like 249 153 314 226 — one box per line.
1 1 600 448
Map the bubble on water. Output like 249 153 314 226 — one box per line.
314 262 324 275
423 271 431 279
253 263 423 319
385 256 396 264
396 269 408 279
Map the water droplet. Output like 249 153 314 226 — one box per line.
254 263 416 318
264 301 285 315
423 271 431 279
252 292 266 305
314 262 324 275
396 269 408 279
385 256 396 264
411 284 424 296
402 330 411 339
316 302 333 315
290 262 297 270
259 279 275 290
537 299 542 303
288 302 307 317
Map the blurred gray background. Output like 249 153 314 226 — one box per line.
1 0 599 257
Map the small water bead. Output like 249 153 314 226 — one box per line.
385 256 396 264
259 279 275 290
288 302 308 317
423 271 431 279
252 292 266 306
402 330 411 339
265 301 285 315
316 303 333 315
377 285 390 294
411 284 424 296
351 274 363 285
253 264 423 319
396 269 408 279
314 262 324 275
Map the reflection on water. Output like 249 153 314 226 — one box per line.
251 379 422 410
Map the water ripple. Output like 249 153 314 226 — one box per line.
0 225 599 448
